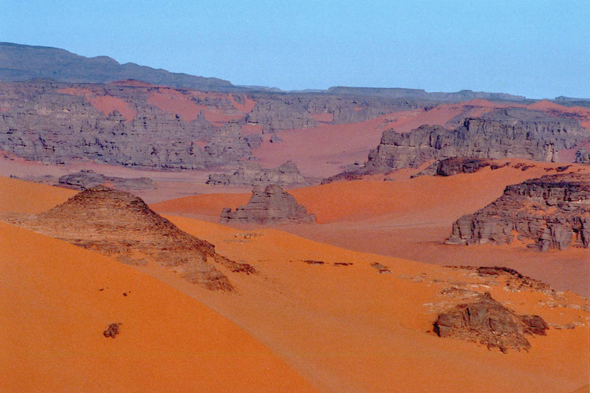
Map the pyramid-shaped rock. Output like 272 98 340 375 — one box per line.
221 184 315 224
20 186 254 291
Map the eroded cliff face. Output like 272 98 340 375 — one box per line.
446 173 590 251
362 109 589 173
0 82 253 169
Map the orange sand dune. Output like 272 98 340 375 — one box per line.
0 222 317 392
58 88 137 121
132 215 589 393
151 161 590 297
153 160 574 225
0 176 75 213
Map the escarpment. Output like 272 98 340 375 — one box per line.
446 173 590 251
362 108 589 174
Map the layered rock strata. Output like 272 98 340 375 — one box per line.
10 186 255 290
207 161 307 187
363 109 588 174
446 173 590 251
221 184 315 224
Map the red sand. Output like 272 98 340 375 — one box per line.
0 176 75 213
58 88 137 121
147 88 247 124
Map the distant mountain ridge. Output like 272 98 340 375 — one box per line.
1 42 535 100
326 86 527 102
0 42 238 91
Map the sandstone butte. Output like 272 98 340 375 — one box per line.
1 175 589 392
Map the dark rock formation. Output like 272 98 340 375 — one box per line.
433 292 548 352
58 169 154 190
207 161 307 187
447 173 590 251
362 108 588 174
221 184 315 224
15 186 255 290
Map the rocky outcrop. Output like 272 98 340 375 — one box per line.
575 148 590 164
434 292 548 352
58 169 154 190
207 161 307 187
435 157 491 176
12 186 255 290
221 184 315 224
362 108 588 174
446 173 590 251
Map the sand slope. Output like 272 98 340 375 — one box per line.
0 176 76 213
136 215 590 393
0 222 316 392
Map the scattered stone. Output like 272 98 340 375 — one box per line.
103 323 121 338
334 262 353 267
303 260 325 265
221 184 316 225
371 262 391 274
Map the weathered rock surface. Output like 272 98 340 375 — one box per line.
58 169 154 190
9 186 255 290
434 292 548 352
362 108 589 174
447 173 590 251
221 184 315 224
575 148 590 164
207 161 307 187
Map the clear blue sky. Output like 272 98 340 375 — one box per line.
1 0 589 98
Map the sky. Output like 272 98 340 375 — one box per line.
1 0 589 98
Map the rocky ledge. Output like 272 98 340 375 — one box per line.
221 184 315 224
207 161 307 187
446 173 590 251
